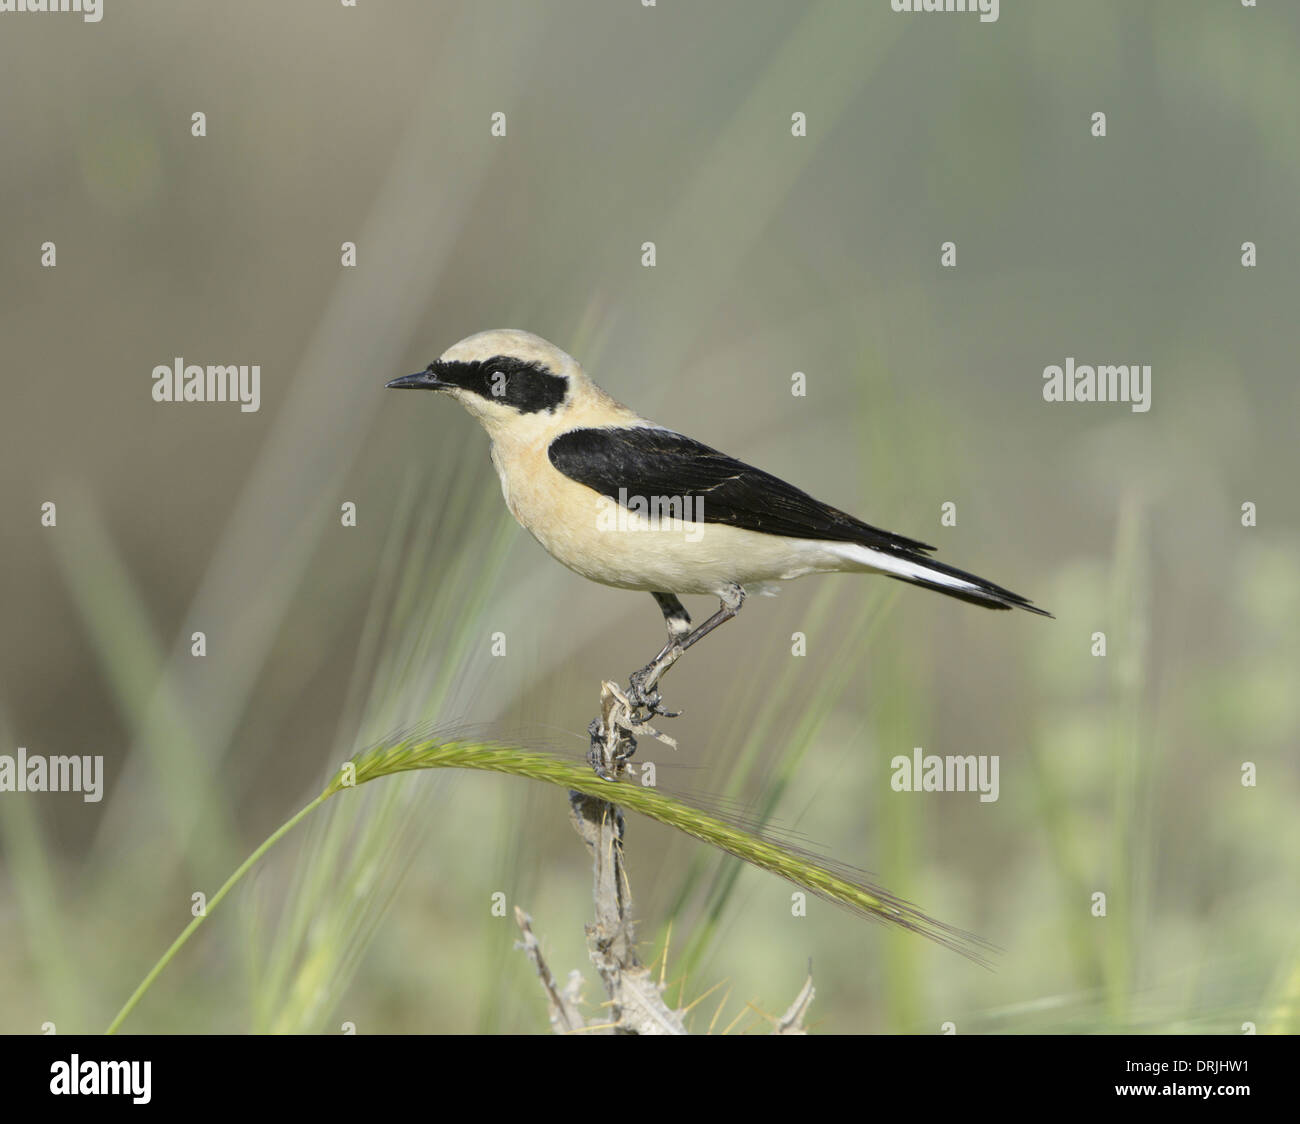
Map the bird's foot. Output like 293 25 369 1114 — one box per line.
587 679 678 780
627 652 683 720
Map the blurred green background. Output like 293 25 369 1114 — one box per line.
2 0 1297 1034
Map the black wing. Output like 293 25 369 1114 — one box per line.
547 425 937 554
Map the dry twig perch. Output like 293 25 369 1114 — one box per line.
514 680 813 1034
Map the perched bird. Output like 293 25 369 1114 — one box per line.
387 329 1050 719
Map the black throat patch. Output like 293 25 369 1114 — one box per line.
434 356 568 414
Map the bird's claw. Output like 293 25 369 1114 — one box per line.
587 676 682 779
644 694 682 719
626 665 682 720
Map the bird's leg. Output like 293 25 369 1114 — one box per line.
627 585 745 717
631 593 692 715
625 593 691 717
653 591 693 648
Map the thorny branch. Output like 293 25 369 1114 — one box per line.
512 679 815 1034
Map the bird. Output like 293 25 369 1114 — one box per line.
387 329 1050 728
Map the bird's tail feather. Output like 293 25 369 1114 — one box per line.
831 543 1053 618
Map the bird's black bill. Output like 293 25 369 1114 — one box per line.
385 366 445 390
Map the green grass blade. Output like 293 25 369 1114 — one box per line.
107 735 991 1033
